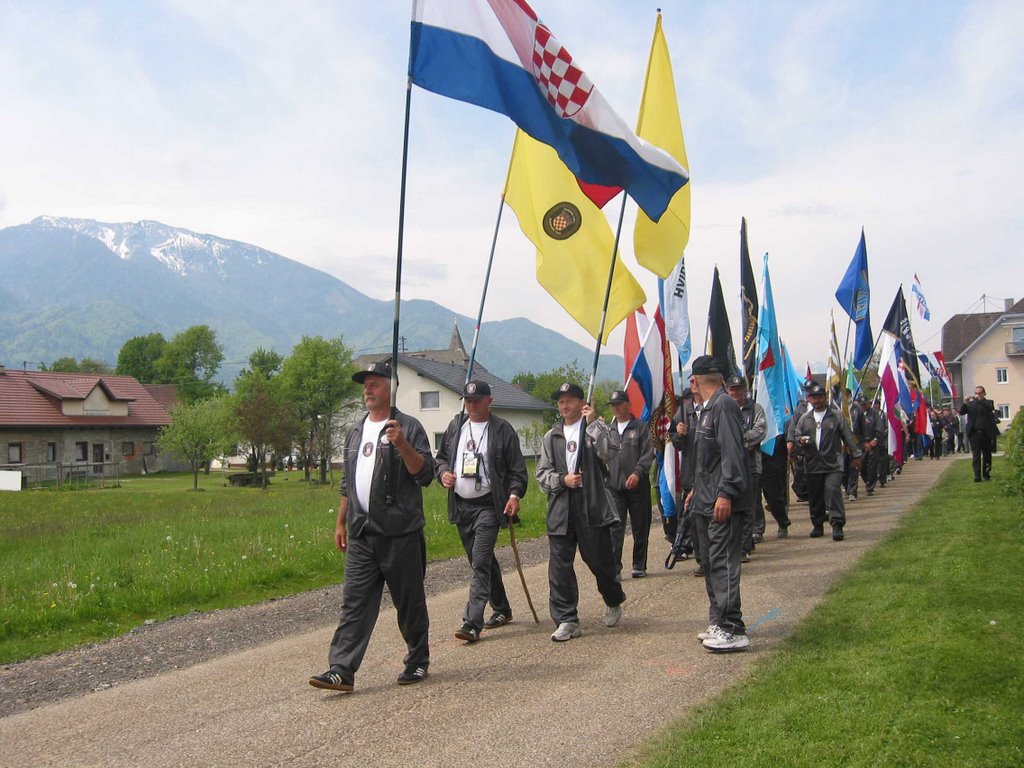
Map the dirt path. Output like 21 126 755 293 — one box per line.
0 459 952 768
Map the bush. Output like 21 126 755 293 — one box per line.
1002 407 1024 504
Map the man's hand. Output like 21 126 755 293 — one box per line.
335 521 348 552
676 421 687 436
385 419 406 448
625 472 640 490
581 403 596 424
564 472 583 489
503 496 521 517
713 496 732 523
685 489 694 508
441 471 456 489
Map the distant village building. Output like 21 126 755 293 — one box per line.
943 297 1024 421
0 365 180 485
352 326 553 455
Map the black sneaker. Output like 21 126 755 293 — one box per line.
397 664 429 685
832 525 845 541
777 526 789 539
809 525 825 538
483 612 512 629
309 667 354 692
454 623 480 643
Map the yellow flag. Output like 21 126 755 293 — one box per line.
505 130 646 344
633 13 691 278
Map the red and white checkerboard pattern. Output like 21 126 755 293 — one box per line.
531 24 593 118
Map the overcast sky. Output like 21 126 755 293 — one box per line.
2 0 1022 372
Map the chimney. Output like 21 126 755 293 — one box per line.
1006 298 1015 312
0 365 5 375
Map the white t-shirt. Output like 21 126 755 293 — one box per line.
355 416 388 511
454 418 490 499
563 418 583 474
812 408 826 449
616 418 630 435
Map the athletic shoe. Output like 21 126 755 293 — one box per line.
604 603 623 627
309 667 354 692
809 525 825 538
551 621 582 642
483 612 512 629
631 569 646 579
752 532 764 543
832 525 845 541
867 489 874 496
697 624 723 642
703 632 750 652
777 526 789 539
397 664 428 685
454 623 480 643
741 552 752 563
692 566 705 577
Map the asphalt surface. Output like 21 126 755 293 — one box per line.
0 458 952 768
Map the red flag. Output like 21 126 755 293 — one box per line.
624 309 646 418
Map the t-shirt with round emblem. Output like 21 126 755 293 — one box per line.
355 416 388 511
563 418 583 475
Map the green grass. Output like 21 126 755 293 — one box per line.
629 457 1024 768
0 468 549 663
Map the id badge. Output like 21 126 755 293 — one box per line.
461 452 481 478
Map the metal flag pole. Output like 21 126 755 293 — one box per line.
586 193 630 404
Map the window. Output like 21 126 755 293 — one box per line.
46 443 56 462
8 443 22 463
998 404 1010 420
996 368 1008 384
75 442 88 461
420 391 440 410
143 442 156 456
122 441 135 456
434 432 445 451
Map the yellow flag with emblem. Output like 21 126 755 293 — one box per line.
633 13 691 278
504 129 646 343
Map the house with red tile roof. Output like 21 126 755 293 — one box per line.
0 365 181 480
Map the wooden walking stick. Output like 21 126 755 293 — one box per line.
507 522 539 623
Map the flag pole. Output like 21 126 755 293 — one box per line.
390 76 414 407
463 192 506 389
586 193 629 403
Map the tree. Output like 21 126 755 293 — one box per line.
157 397 236 490
157 325 225 402
232 372 299 489
241 347 284 380
512 361 589 425
78 357 112 374
117 333 167 382
46 356 82 372
43 356 113 374
279 336 359 483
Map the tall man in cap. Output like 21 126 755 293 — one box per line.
537 382 626 642
725 375 766 560
787 382 861 541
856 394 886 496
605 389 655 579
686 356 752 652
435 379 528 642
309 360 435 692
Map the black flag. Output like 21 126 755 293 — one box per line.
882 286 921 388
739 218 759 388
707 266 739 377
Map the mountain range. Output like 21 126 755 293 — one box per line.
0 216 624 383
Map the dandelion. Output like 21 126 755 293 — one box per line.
67 581 77 589
52 582 58 588
241 555 247 560
90 584 96 590
284 523 289 529
50 603 56 608
289 535 295 540
166 535 172 542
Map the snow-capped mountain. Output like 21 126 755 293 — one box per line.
0 216 623 382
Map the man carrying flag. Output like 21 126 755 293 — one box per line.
604 390 655 579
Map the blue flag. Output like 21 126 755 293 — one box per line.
835 229 873 369
753 254 789 453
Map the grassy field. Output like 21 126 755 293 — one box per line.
628 457 1023 768
0 468 549 663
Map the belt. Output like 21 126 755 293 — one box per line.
455 493 494 508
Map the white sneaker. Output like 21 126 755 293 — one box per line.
697 624 723 642
604 604 623 627
550 622 582 642
702 631 750 652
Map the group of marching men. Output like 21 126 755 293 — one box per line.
308 355 917 693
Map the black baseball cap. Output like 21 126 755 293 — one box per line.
726 375 746 389
462 380 491 398
552 382 586 400
352 360 393 384
608 389 629 404
690 355 722 376
806 383 826 396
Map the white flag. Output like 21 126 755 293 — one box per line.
661 256 691 367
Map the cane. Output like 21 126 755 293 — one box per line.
507 521 539 623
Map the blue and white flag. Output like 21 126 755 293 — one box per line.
657 441 678 520
754 254 789 453
661 256 691 368
835 229 873 369
912 274 931 321
410 0 688 221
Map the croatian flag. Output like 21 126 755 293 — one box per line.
911 273 931 321
409 0 689 221
626 308 667 422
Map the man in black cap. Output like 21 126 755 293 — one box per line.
536 382 626 642
669 376 701 571
844 389 864 501
726 375 766 561
856 393 886 496
309 360 435 692
686 356 751 653
604 389 655 579
788 382 861 540
435 379 528 642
